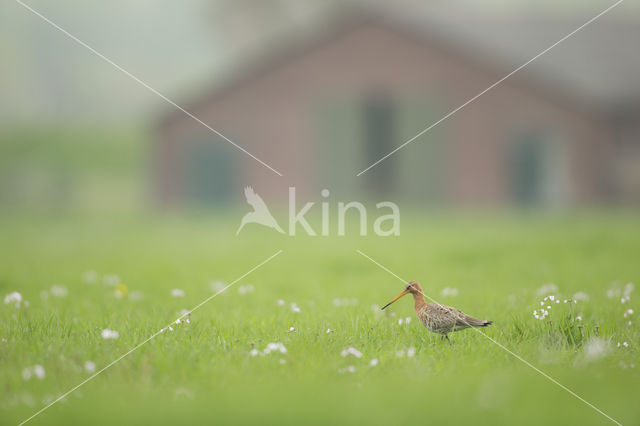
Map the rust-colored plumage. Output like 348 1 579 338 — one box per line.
382 281 492 343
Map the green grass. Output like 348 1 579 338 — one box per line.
1 213 639 425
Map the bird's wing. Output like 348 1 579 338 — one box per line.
444 306 487 328
429 304 467 324
244 186 269 212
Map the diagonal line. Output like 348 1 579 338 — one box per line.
356 0 624 176
17 249 284 426
14 0 283 177
356 249 622 426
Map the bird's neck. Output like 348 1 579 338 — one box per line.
412 292 427 311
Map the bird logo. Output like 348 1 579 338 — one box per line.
237 186 285 235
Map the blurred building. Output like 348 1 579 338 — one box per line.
155 9 640 207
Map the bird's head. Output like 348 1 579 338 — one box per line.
405 281 423 294
381 281 423 310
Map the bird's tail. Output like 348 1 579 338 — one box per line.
466 318 492 327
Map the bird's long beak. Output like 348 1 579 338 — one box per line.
381 289 409 310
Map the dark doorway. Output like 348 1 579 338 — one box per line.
363 94 394 194
510 132 545 205
184 138 234 205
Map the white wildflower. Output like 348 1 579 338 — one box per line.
537 283 558 297
277 299 285 306
22 368 32 380
584 338 609 361
407 347 416 357
102 274 120 286
33 365 45 379
101 329 119 339
128 291 144 301
623 282 634 297
263 342 287 355
170 289 185 298
607 288 619 299
290 303 301 313
340 347 363 358
237 284 254 295
533 309 549 320
83 270 98 284
50 285 68 298
84 361 96 373
573 292 589 301
396 349 405 358
4 291 23 307
333 298 358 307
288 327 295 332
369 358 379 366
22 365 45 380
326 328 334 334
210 281 226 293
174 387 194 399
398 318 404 325
405 317 412 324
575 316 582 321
441 287 459 297
249 349 259 357
339 366 356 374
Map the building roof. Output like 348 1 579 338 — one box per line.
160 6 640 127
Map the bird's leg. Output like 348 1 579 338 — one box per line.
444 333 452 345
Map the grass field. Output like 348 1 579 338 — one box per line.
1 213 639 425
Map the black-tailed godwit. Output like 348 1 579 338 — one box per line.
382 281 492 343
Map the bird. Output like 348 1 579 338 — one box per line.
381 281 492 343
236 186 285 235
